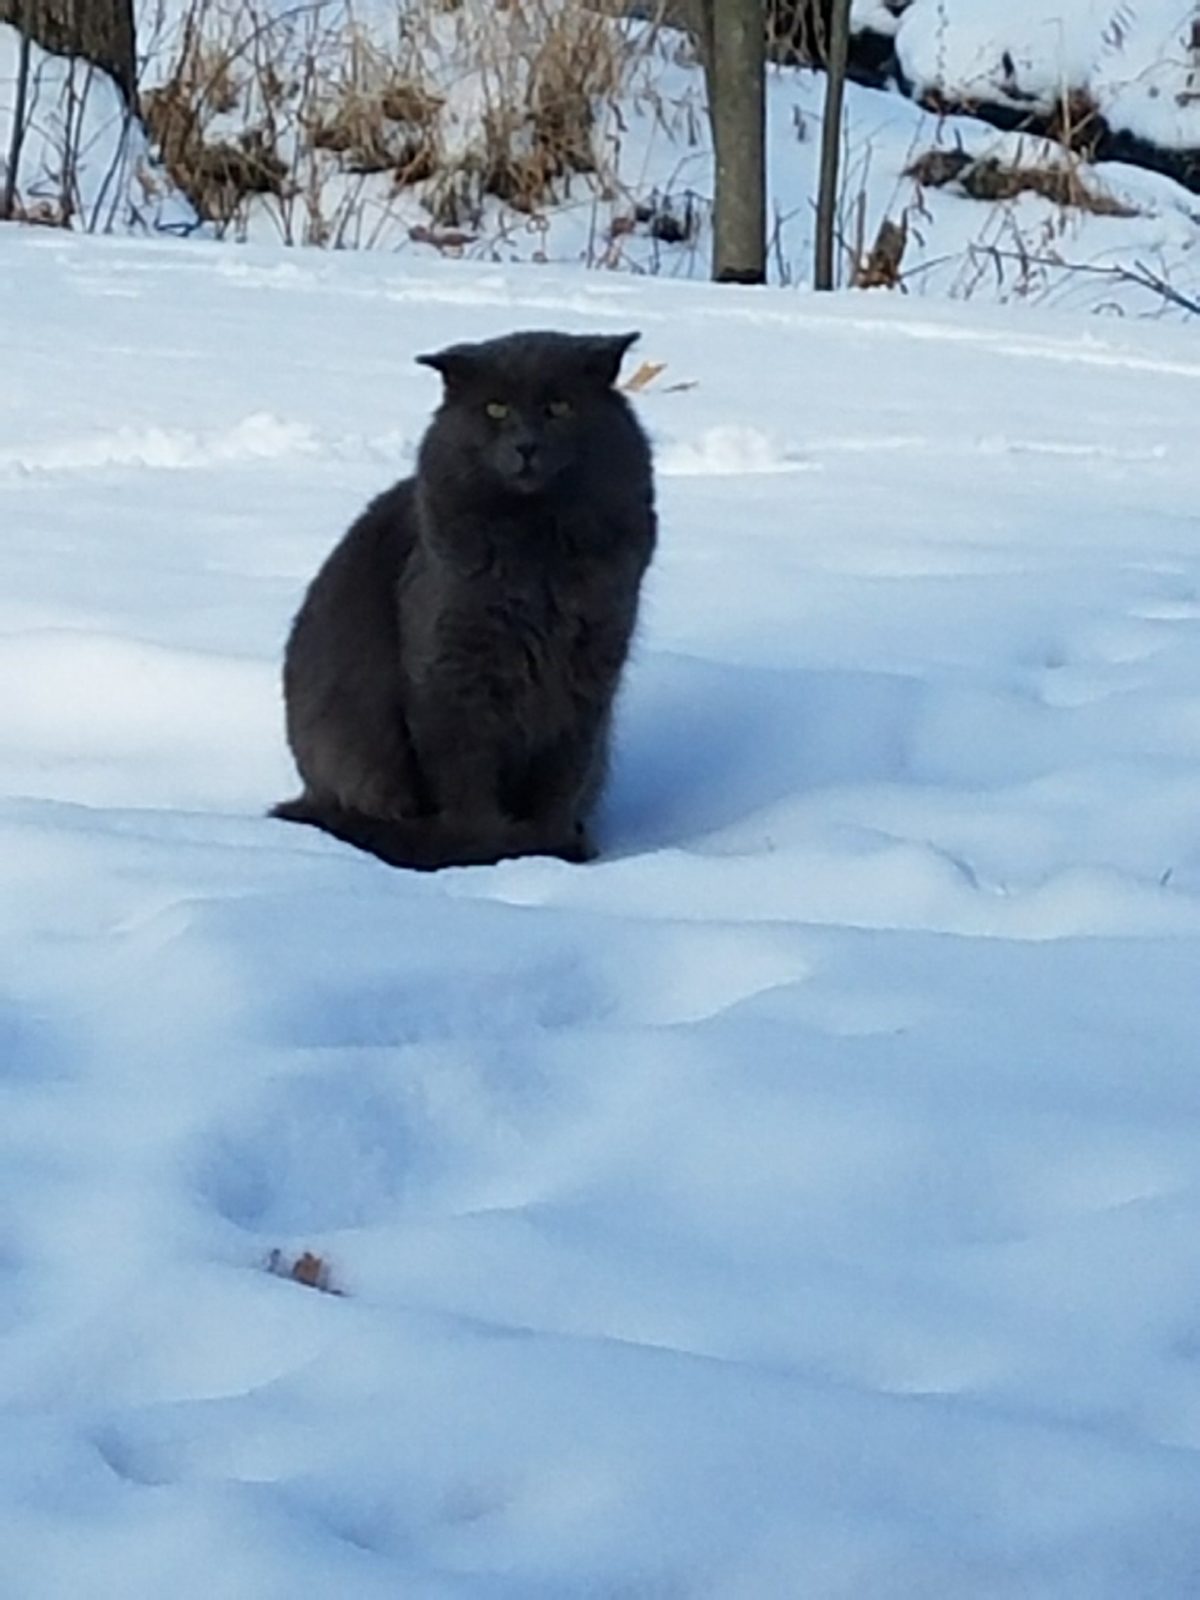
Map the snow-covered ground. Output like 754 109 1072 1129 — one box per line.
4 226 1200 1595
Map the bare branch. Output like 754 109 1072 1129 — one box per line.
978 246 1200 317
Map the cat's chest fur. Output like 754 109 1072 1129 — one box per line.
400 504 636 734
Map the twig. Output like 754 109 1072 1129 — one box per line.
978 246 1200 316
1130 256 1200 316
897 250 958 284
93 98 136 233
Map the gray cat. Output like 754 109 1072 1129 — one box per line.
272 328 657 870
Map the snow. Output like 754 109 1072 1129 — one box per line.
5 226 1200 1594
852 0 906 38
895 0 1200 152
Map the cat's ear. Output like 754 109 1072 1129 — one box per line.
578 332 640 388
416 342 482 390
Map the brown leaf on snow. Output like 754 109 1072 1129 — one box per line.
266 1248 345 1295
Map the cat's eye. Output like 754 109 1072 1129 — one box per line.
485 401 510 420
546 399 572 418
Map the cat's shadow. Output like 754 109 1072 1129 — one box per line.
602 652 922 856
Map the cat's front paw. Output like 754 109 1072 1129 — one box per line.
544 822 596 865
570 826 598 864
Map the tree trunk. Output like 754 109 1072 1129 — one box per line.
766 0 828 67
813 0 850 288
705 0 766 284
0 0 137 105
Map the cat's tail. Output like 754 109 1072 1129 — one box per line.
271 796 595 870
270 794 522 871
270 794 436 869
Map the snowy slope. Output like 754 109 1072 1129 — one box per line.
4 229 1200 1596
6 1 1200 309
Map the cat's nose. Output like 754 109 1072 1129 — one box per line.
516 441 537 467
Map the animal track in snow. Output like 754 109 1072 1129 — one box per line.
656 426 809 478
0 414 319 478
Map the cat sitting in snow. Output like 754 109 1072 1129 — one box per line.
273 329 657 870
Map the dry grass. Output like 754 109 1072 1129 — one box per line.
2 194 68 226
307 91 436 177
1045 87 1105 159
905 148 1140 220
265 1247 344 1294
144 79 288 219
854 214 907 288
137 0 643 242
140 14 289 222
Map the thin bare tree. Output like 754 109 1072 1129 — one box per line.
1 0 33 219
813 0 850 289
